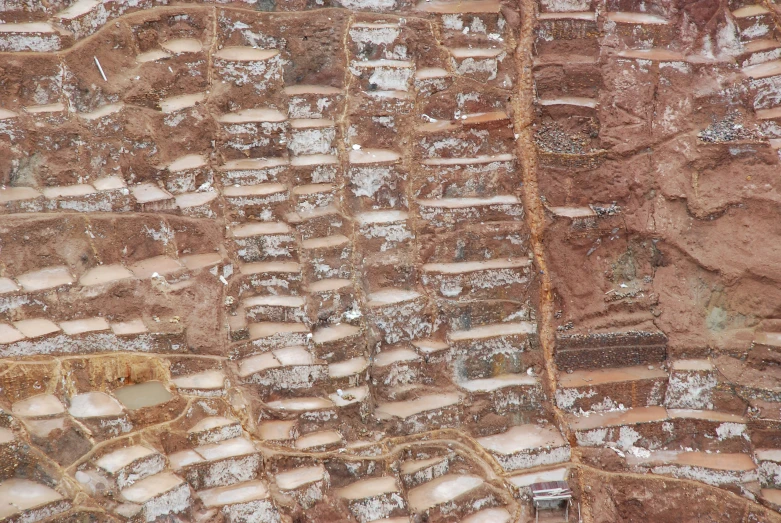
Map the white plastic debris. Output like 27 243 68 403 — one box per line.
219 275 228 286
94 56 107 82
151 272 160 278
352 144 361 150
336 389 344 397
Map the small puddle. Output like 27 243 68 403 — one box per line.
113 381 173 410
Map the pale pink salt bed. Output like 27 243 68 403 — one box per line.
172 370 225 391
407 474 483 511
295 430 343 450
276 465 326 490
336 476 399 500
120 472 184 503
68 392 124 419
477 424 565 455
198 480 269 508
12 394 65 418
96 446 157 474
0 479 64 519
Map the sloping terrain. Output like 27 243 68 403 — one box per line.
0 0 781 522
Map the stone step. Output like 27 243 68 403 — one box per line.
664 359 717 409
418 127 513 159
289 119 337 156
173 437 262 490
415 0 501 14
312 323 365 362
213 48 283 93
416 195 524 231
459 373 542 414
615 48 686 62
733 5 777 42
238 346 327 393
218 158 289 186
274 464 329 509
556 364 668 413
448 322 538 381
247 322 310 351
476 424 570 472
462 507 512 523
761 488 781 511
197 480 279 523
328 356 370 389
568 406 669 450
507 466 569 494
603 11 674 47
294 429 344 451
94 445 166 490
756 448 781 488
0 317 180 357
118 471 191 522
373 347 425 388
187 416 243 446
355 211 413 255
256 420 297 444
0 182 133 214
67 391 129 437
421 258 532 301
300 234 353 280
536 11 598 43
555 330 667 372
263 396 337 433
306 278 359 326
243 295 308 324
448 47 504 83
743 58 781 80
0 22 64 52
399 455 451 488
336 476 407 523
407 473 492 520
223 183 289 219
415 154 516 200
350 60 414 92
739 39 781 68
666 409 750 453
376 392 463 435
235 261 303 297
626 450 758 490
171 369 226 397
230 222 296 263
291 183 336 214
284 85 344 120
290 155 340 186
366 289 431 346
349 21 404 60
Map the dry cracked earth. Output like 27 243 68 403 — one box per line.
2 0 781 522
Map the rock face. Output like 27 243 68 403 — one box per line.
1 0 781 522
